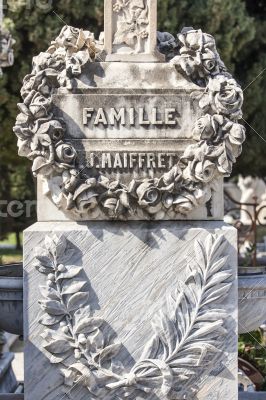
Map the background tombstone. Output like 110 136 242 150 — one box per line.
14 0 246 398
0 0 15 76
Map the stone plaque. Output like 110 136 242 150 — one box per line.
54 93 202 140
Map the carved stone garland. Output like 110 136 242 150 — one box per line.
14 26 246 220
35 233 232 399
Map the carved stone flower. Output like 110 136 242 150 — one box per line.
206 75 243 119
62 169 82 194
173 194 194 214
184 160 217 183
136 180 161 207
102 196 122 218
29 92 51 119
52 26 82 52
171 28 224 78
55 143 77 164
193 115 215 141
37 120 65 142
73 183 99 213
227 122 246 147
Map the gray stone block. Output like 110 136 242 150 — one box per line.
24 221 238 400
239 393 266 400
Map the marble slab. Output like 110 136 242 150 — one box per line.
24 222 238 400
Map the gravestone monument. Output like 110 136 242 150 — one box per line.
14 1 246 399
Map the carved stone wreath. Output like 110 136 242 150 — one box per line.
35 233 232 399
14 26 246 220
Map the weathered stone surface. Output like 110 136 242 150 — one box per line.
239 394 266 400
24 222 238 400
238 273 266 334
0 353 17 394
104 0 164 62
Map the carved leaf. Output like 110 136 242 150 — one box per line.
140 335 160 360
189 320 225 341
57 266 83 280
35 263 53 274
197 309 227 321
39 314 64 326
87 328 105 350
60 248 76 264
44 339 72 354
39 286 60 301
50 352 72 364
61 280 86 295
67 292 89 312
99 343 122 364
35 254 53 268
45 234 67 259
39 300 67 315
32 156 53 176
75 317 104 334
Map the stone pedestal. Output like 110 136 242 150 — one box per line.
24 222 237 400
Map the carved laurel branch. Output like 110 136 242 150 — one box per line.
13 26 245 220
35 233 232 399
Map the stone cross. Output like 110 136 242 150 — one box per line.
104 0 164 61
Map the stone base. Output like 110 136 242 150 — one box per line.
0 353 17 394
105 52 165 63
24 222 238 400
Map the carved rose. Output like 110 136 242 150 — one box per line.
28 93 50 118
52 26 82 51
17 90 50 120
73 183 99 213
136 181 161 207
55 143 77 164
171 28 224 78
173 194 194 214
37 120 65 141
184 160 217 183
62 169 82 193
206 75 243 119
102 197 121 218
32 51 65 74
227 121 246 147
193 114 221 141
